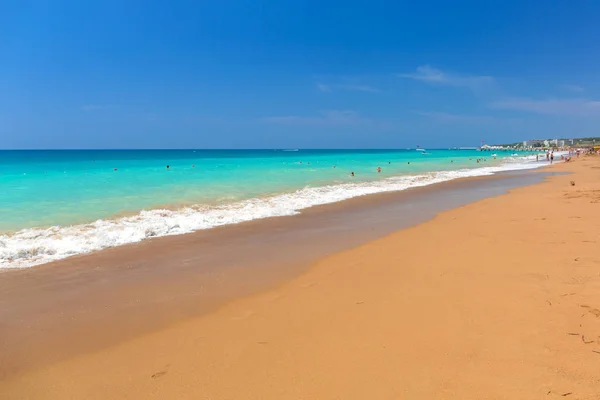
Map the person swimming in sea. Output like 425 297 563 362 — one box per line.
350 172 355 177
377 167 381 173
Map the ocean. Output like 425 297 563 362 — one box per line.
0 149 544 268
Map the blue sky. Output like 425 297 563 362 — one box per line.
1 1 600 149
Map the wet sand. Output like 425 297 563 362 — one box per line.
2 156 600 398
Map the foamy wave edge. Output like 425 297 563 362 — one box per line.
0 159 547 269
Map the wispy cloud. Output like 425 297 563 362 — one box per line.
415 111 498 124
262 110 368 126
559 84 585 93
490 97 600 116
398 65 494 91
316 83 380 93
316 83 332 93
80 104 112 111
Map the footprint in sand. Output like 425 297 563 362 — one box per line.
564 189 600 203
151 365 171 379
581 305 600 317
152 370 167 379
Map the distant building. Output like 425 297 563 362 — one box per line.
521 138 566 148
522 139 545 147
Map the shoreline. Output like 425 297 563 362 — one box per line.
1 156 549 269
3 156 598 398
0 166 560 379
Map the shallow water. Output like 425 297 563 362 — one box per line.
0 149 543 267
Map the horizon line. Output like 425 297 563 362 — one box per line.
0 146 517 151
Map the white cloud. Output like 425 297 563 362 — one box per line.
398 65 494 91
491 97 600 116
262 110 367 126
415 111 498 124
559 84 585 93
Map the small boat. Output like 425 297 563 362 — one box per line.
491 154 497 157
416 148 426 152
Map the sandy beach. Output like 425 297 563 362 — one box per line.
2 155 600 399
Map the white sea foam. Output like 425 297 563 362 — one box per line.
0 157 548 269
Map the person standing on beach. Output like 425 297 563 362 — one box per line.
550 152 554 164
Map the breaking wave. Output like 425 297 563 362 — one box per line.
0 158 547 269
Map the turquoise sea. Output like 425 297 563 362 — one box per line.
0 149 542 268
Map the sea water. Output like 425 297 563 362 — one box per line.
0 149 543 268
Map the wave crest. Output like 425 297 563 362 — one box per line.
0 159 544 269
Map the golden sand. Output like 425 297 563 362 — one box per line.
2 156 599 399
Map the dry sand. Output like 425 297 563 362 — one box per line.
2 156 600 399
